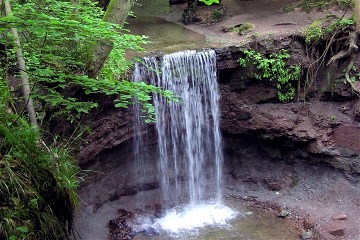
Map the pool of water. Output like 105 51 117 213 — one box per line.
132 198 300 240
127 16 222 54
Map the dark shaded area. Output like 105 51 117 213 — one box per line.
108 209 134 240
169 0 187 5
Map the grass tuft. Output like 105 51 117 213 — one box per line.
0 76 80 240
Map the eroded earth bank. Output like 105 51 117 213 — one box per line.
70 34 360 240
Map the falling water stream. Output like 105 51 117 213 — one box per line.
133 50 236 234
126 49 303 240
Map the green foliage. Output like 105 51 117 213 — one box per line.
199 0 220 6
239 49 301 102
297 0 351 12
329 115 337 121
0 1 176 239
304 19 324 43
304 16 354 43
9 226 28 240
212 8 223 20
0 0 173 123
284 0 351 12
229 23 254 35
0 79 80 240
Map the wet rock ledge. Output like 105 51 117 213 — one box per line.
80 36 360 175
73 35 360 240
215 36 360 174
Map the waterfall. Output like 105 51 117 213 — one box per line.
134 49 222 205
133 50 234 232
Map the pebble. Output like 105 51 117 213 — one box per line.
333 213 347 220
301 230 313 239
329 228 345 236
278 210 289 218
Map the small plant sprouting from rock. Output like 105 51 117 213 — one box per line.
212 8 223 20
230 23 254 35
239 49 301 102
304 16 354 43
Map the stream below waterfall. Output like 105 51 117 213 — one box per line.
111 191 301 240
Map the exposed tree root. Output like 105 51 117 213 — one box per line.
305 30 340 97
327 31 360 94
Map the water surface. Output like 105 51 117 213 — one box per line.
127 16 212 54
135 199 300 240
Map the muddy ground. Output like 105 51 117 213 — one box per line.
132 0 351 46
223 135 360 240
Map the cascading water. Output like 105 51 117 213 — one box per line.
133 50 235 234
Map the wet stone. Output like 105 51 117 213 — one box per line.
278 210 289 218
333 213 347 220
301 230 313 239
329 227 345 236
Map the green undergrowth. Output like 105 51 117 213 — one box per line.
0 0 174 124
199 0 220 6
304 16 354 43
0 78 80 240
239 49 301 102
284 0 351 12
299 0 351 12
230 23 254 35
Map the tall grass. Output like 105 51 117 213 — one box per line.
0 75 80 239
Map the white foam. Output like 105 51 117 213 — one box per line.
154 203 237 234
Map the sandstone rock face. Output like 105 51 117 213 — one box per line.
73 36 360 240
354 99 360 122
78 37 360 190
218 78 360 173
78 108 134 167
215 39 360 174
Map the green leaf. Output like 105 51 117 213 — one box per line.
199 0 220 5
16 226 28 233
239 49 301 102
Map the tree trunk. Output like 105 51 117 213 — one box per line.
87 0 133 78
4 0 38 127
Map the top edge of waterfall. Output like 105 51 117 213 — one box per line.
142 48 216 59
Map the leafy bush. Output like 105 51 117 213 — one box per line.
0 0 174 123
199 0 220 6
239 49 301 102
